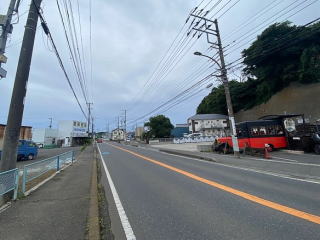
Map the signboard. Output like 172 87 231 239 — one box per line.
0 54 7 63
232 135 240 152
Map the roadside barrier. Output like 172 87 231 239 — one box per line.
22 151 74 193
0 168 19 200
173 136 216 144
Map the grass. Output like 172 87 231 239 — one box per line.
18 169 56 197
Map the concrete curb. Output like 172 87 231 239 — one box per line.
280 149 305 154
159 149 216 162
87 148 100 240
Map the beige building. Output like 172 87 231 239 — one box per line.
111 128 125 141
135 127 144 140
0 124 32 149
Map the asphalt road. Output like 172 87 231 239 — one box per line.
98 142 320 240
16 146 81 168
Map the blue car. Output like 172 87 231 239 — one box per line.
0 140 38 161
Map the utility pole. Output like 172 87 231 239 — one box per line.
91 116 94 138
48 117 53 129
191 15 240 157
0 0 18 78
117 116 120 142
123 109 127 134
87 102 93 135
0 0 43 175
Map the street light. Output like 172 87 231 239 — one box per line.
194 52 222 69
194 51 240 157
206 83 213 88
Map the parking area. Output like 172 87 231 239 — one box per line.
16 146 81 168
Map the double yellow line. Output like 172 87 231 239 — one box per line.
109 144 320 225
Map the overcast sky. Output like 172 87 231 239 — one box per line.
0 0 319 132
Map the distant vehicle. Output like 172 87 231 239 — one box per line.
36 143 44 148
0 140 38 161
96 138 103 143
187 133 203 138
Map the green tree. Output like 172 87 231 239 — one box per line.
144 115 174 138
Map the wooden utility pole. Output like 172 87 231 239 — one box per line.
1 0 43 173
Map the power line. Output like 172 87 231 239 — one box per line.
35 2 88 119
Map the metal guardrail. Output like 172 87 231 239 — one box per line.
0 168 19 200
22 151 74 193
173 136 216 144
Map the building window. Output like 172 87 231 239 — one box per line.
73 121 77 126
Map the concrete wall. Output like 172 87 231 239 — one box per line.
32 128 58 145
235 82 320 123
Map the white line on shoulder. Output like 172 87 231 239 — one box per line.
97 144 136 240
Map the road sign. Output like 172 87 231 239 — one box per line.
0 67 7 78
0 54 7 63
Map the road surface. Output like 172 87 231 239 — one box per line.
98 142 320 240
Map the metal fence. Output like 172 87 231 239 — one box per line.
173 136 216 144
22 151 74 193
0 168 19 200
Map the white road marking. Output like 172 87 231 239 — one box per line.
271 156 298 162
97 144 136 240
154 150 320 185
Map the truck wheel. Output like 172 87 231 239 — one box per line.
27 154 34 160
314 144 320 155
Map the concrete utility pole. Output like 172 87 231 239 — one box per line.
0 0 43 174
191 15 240 157
48 117 53 129
0 0 18 78
87 102 93 135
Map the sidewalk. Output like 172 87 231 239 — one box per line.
0 146 94 240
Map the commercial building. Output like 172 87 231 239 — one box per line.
0 124 32 149
188 114 229 137
171 124 189 138
32 128 58 147
111 128 125 141
57 120 88 147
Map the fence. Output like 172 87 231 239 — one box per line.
173 136 216 144
22 151 74 193
0 168 19 200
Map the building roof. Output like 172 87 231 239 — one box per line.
259 114 303 120
0 124 32 128
176 124 188 128
188 114 228 121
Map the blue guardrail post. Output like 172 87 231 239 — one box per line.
13 169 19 200
22 167 27 194
56 156 60 171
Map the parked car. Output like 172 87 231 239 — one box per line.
0 140 38 161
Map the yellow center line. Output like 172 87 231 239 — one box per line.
108 143 320 225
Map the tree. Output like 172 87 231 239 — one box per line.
144 115 174 138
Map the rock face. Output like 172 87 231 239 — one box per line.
235 82 320 123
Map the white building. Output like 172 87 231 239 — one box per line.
58 120 88 147
32 128 58 146
188 114 229 137
111 128 125 141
